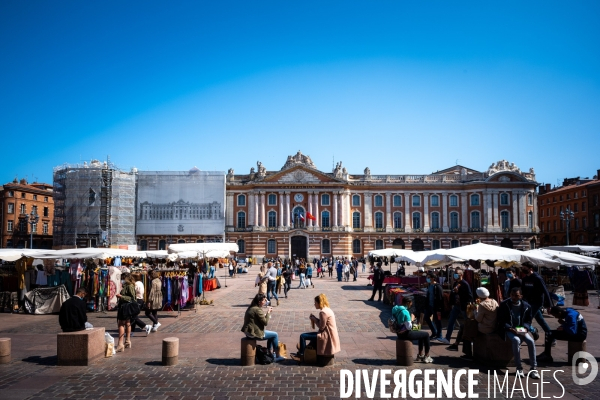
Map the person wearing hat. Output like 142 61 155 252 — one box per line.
474 287 499 334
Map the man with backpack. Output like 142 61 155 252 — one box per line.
537 306 587 363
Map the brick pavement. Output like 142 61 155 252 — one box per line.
0 269 598 400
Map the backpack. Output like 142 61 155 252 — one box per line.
255 345 274 365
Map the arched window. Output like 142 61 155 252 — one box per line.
292 206 305 228
501 211 510 230
449 195 458 207
322 239 331 254
352 239 361 254
470 194 480 206
528 211 534 229
237 239 245 253
267 239 276 254
237 211 246 228
500 193 509 205
158 239 166 250
471 211 480 229
432 240 440 250
393 195 402 207
268 211 277 228
237 194 246 206
393 212 402 229
139 239 148 251
374 195 383 207
412 195 421 207
321 194 330 206
375 239 384 250
196 239 204 243
177 239 186 244
352 212 361 229
430 195 439 207
431 212 440 230
321 210 330 228
352 195 361 206
412 212 421 229
374 212 384 229
450 239 459 248
450 212 459 229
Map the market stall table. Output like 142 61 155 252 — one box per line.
203 278 217 291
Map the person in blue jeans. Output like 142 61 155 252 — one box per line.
520 263 553 344
265 262 280 306
241 293 285 362
439 267 473 348
424 273 443 340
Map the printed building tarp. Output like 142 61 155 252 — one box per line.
24 285 70 315
136 170 226 236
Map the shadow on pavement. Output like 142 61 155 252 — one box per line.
340 286 370 291
351 358 397 366
206 358 240 366
144 360 163 366
22 355 57 365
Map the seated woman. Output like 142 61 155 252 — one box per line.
296 294 341 359
392 296 434 363
241 293 285 362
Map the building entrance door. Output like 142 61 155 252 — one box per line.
291 236 307 260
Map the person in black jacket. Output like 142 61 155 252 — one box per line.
520 263 553 341
497 287 539 379
424 273 444 340
368 262 385 302
440 267 473 347
59 287 90 332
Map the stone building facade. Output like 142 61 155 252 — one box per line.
225 152 539 260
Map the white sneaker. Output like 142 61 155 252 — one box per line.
516 369 525 378
529 369 540 379
152 322 161 332
145 325 152 336
438 337 450 344
423 356 434 363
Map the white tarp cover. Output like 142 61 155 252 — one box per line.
395 249 451 267
524 249 599 268
0 249 47 261
167 243 238 258
544 245 600 253
24 285 70 315
368 249 409 257
29 248 149 260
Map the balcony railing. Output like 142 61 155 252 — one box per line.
469 227 483 232
267 227 277 231
502 228 514 233
394 228 405 232
321 227 332 231
450 228 462 233
353 228 364 232
375 228 386 232
412 228 424 233
430 228 441 232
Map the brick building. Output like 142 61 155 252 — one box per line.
537 170 600 246
225 152 539 260
0 178 54 249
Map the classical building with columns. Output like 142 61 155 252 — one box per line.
225 151 539 260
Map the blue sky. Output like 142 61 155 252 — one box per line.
1 1 599 187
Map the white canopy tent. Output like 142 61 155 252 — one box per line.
544 245 600 254
167 242 239 259
29 248 149 260
524 249 600 268
394 249 452 268
368 249 411 258
0 249 48 261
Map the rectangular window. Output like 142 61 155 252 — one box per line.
32 205 38 215
574 203 578 212
431 213 440 229
322 239 331 254
450 195 458 207
7 221 13 232
267 240 276 254
412 195 420 207
32 223 37 233
393 195 402 207
7 191 13 197
321 212 330 228
431 195 439 207
375 213 383 229
21 193 26 198
268 194 277 205
352 213 361 229
470 195 480 206
450 213 459 229
237 213 246 228
412 213 421 229
44 207 49 217
43 223 49 234
352 195 361 206
268 212 277 228
33 195 37 200
20 204 26 214
7 203 14 214
237 195 246 206
374 195 383 207
432 240 440 250
44 196 48 202
321 194 330 206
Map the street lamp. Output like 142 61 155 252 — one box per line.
560 207 575 245
26 210 39 249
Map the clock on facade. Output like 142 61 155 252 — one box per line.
294 193 304 202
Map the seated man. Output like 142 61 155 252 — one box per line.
537 306 587 363
497 287 539 379
59 287 92 332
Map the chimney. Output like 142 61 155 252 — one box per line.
545 183 551 192
597 169 600 180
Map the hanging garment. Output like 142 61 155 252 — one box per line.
108 267 122 310
180 277 189 307
35 269 48 286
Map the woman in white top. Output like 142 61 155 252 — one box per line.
131 274 153 336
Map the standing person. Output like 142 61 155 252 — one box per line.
504 267 522 299
349 260 356 282
59 287 91 332
537 306 588 363
521 263 553 344
343 261 350 282
336 259 343 282
131 274 153 336
328 259 333 278
146 270 163 332
424 273 444 341
361 257 366 273
393 297 434 363
439 267 473 347
256 265 268 297
241 293 285 362
368 262 385 301
115 273 137 352
306 264 314 288
282 266 292 298
294 294 341 359
266 262 280 306
497 288 540 379
297 263 307 289
276 263 283 295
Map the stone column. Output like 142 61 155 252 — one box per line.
226 193 234 226
493 192 500 228
333 192 339 227
285 192 290 227
531 191 538 230
512 192 519 229
519 191 527 227
314 192 319 228
423 192 430 231
485 192 492 230
308 192 313 227
442 192 448 232
339 191 345 227
386 193 392 229
251 192 258 226
260 192 266 227
279 192 284 228
364 192 373 228
461 193 468 231
404 193 411 230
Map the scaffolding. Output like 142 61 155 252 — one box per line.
52 160 136 248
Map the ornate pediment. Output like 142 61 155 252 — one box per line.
281 151 316 171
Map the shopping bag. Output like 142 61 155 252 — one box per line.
304 348 317 364
105 343 114 358
278 342 288 358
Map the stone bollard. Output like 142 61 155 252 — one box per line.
0 338 11 364
241 338 257 366
162 337 179 366
396 339 414 366
568 340 587 365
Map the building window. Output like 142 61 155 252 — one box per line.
237 211 246 229
321 211 330 228
44 196 48 202
432 240 440 250
268 211 277 228
412 212 421 229
582 202 586 211
500 193 509 205
33 195 37 201
322 239 331 254
32 205 38 215
451 240 459 248
237 239 245 254
374 195 383 207
88 188 96 205
237 194 246 206
268 194 277 205
470 194 480 206
553 220 557 231
575 192 578 199
352 212 361 229
471 211 480 229
583 217 587 229
450 212 459 229
374 212 384 229
7 221 13 232
560 195 563 201
393 212 402 229
431 212 440 230
7 191 13 197
321 194 330 206
431 195 439 207
19 220 27 232
177 239 186 244
528 211 534 229
595 214 600 228
553 207 557 216
21 193 26 198
139 239 148 251
7 203 14 214
352 195 361 206
31 223 37 233
501 211 510 230
574 218 579 230
267 239 276 254
449 195 458 207
20 204 26 214
412 195 421 207
44 207 49 217
574 203 578 212
352 239 361 254
393 195 402 207
375 239 384 250
526 193 531 205
158 240 166 250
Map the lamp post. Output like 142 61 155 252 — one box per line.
26 211 39 249
560 207 575 245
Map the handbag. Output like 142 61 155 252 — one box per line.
278 342 288 359
121 301 140 318
388 317 409 334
